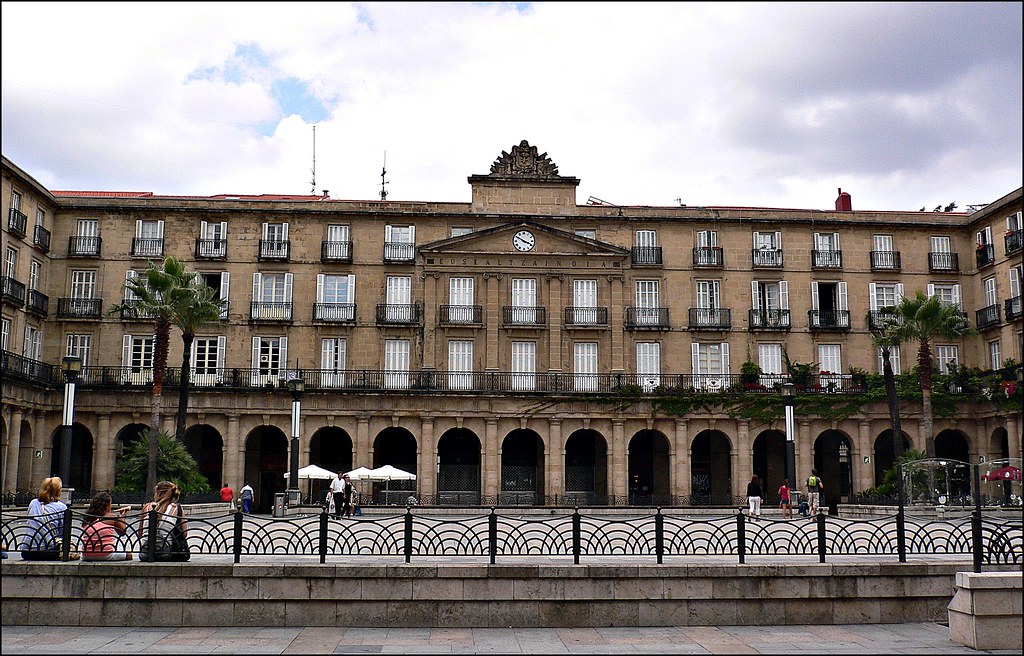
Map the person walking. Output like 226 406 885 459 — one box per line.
239 482 254 514
329 471 346 519
778 479 793 519
746 475 763 518
341 474 355 518
806 469 824 516
220 482 234 511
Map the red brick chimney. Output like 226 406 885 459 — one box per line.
835 188 852 211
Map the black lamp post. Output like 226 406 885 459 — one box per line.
59 355 82 487
783 382 796 490
287 377 304 505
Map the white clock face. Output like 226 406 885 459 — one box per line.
513 230 535 251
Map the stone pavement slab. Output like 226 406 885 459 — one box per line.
1 623 1021 654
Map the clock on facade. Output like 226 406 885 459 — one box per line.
513 230 536 251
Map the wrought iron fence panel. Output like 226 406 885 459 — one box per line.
661 513 738 555
904 516 973 555
980 516 1023 565
325 513 405 556
821 515 900 555
495 512 574 556
410 513 491 556
742 517 819 555
578 513 657 556
237 512 321 555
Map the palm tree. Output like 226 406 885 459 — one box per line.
890 291 974 458
171 281 225 441
110 256 223 496
869 308 905 462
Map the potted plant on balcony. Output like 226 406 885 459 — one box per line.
740 360 763 391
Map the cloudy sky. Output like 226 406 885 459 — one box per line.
2 2 1021 211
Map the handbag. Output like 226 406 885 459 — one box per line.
166 504 190 562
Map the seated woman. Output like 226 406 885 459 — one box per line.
82 492 133 561
21 477 68 561
136 481 189 561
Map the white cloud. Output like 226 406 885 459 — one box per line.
2 2 1020 211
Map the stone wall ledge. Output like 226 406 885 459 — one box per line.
948 571 1023 650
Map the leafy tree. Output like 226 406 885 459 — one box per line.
890 291 975 457
112 430 212 495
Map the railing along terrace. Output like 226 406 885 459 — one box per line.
502 306 547 326
808 309 851 330
564 306 609 326
439 304 483 325
626 307 671 328
33 224 51 252
7 207 28 235
811 249 842 268
250 301 293 321
383 242 415 262
975 304 1001 330
1 505 1019 567
0 350 60 386
258 239 290 260
119 301 159 321
56 297 102 319
692 246 724 267
748 309 790 329
687 307 730 329
375 303 422 324
313 302 356 322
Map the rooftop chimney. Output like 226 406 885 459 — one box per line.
835 188 852 211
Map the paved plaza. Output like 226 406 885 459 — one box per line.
1 622 1018 654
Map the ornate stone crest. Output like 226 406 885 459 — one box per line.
489 140 560 177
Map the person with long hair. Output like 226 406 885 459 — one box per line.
82 492 133 561
746 474 763 518
21 477 68 560
136 481 189 561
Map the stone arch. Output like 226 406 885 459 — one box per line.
372 427 418 504
310 427 354 475
628 430 671 505
988 427 1009 461
182 424 224 490
500 429 545 505
690 430 733 505
243 425 289 513
935 429 971 463
813 429 854 513
50 422 93 495
113 423 149 488
15 417 34 492
752 429 787 494
437 428 481 505
564 429 609 505
873 429 912 487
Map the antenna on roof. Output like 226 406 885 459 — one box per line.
310 125 317 195
380 150 389 201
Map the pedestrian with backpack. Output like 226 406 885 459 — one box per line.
806 469 824 516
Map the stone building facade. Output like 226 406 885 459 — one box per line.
2 142 1021 511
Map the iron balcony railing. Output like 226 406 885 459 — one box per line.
0 350 61 386
119 301 160 321
7 208 27 236
1006 296 1022 321
626 307 671 329
250 301 293 321
56 298 103 319
26 290 48 317
32 224 50 252
258 239 290 260
748 309 790 330
130 237 164 258
976 244 995 268
383 242 416 262
375 303 422 325
929 251 959 272
439 305 483 325
870 250 902 270
811 250 842 268
687 307 731 330
2 276 26 307
868 310 903 331
630 246 662 266
321 240 353 262
195 238 227 259
313 302 356 322
692 247 724 267
808 309 851 331
1005 229 1023 255
975 304 1001 330
68 235 101 257
564 306 609 327
751 248 783 268
502 306 547 326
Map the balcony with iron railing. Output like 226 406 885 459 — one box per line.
7 208 27 236
258 239 290 261
118 300 160 321
748 309 790 330
439 305 483 326
130 237 164 258
867 310 903 331
26 289 48 317
321 240 353 263
375 302 422 325
195 238 227 259
56 297 102 319
249 301 293 322
313 302 356 323
687 307 731 330
2 276 26 307
502 306 547 327
1005 296 1022 321
975 303 1001 330
630 246 662 266
68 235 101 257
563 306 609 328
928 251 959 272
32 224 50 252
1005 229 1023 255
0 349 61 386
869 250 902 270
751 248 783 268
975 243 995 268
811 250 843 269
383 242 416 262
692 247 724 268
626 307 671 329
808 309 851 331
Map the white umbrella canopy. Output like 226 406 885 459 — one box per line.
367 464 417 481
283 464 337 482
344 466 375 481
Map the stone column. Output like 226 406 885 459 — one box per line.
93 414 114 490
31 413 50 486
484 418 499 500
736 420 751 496
547 418 563 502
1008 414 1022 460
546 274 562 370
419 416 435 498
4 408 24 493
798 420 813 482
611 420 626 503
356 415 371 467
609 275 625 373
485 274 500 371
226 415 241 487
674 419 690 498
857 420 872 492
422 273 438 370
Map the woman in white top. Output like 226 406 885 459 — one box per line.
21 477 68 560
136 481 189 561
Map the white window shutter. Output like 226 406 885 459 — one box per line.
751 281 760 309
220 272 230 300
927 283 936 298
282 223 289 241
774 231 782 248
779 281 789 309
408 225 415 244
252 273 262 300
284 273 293 302
721 342 730 375
200 220 208 237
837 282 848 311
952 284 961 307
347 274 356 303
316 274 325 302
135 220 143 238
833 232 840 249
321 339 333 369
895 283 904 301
1009 267 1021 298
280 338 288 371
869 283 878 311
216 336 226 375
156 220 164 238
811 282 820 311
385 225 393 241
220 221 227 238
122 335 132 367
691 343 700 374
262 222 269 240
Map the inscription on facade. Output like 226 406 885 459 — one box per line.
438 257 614 268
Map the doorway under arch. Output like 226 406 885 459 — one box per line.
372 428 418 504
564 429 609 505
500 429 544 505
243 426 288 513
752 430 787 496
873 430 911 487
182 424 223 490
50 423 93 495
437 428 481 505
628 430 670 505
813 430 853 513
690 430 732 505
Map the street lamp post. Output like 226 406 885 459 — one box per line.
783 382 796 491
59 355 82 490
287 377 304 507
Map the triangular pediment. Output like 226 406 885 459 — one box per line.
419 221 628 257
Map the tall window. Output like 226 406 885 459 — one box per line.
695 230 720 265
29 259 41 291
877 345 901 375
872 234 898 269
133 220 165 257
572 279 599 324
818 344 842 374
636 342 661 391
316 273 356 321
325 224 351 260
573 342 598 392
751 280 789 326
691 342 730 390
448 277 475 323
251 336 287 384
70 270 96 298
198 221 228 257
191 336 226 385
448 340 474 390
869 282 903 310
260 222 289 259
66 334 92 367
122 334 155 384
758 343 783 385
813 232 842 267
935 346 958 374
320 338 347 387
74 219 100 255
988 341 1001 370
927 283 961 308
384 339 411 389
634 280 660 324
4 247 17 278
634 229 659 264
252 272 293 320
511 341 536 391
23 325 42 361
201 271 230 319
983 276 997 307
752 231 782 266
384 275 413 322
510 278 538 324
384 225 416 260
811 281 849 327
0 318 9 351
